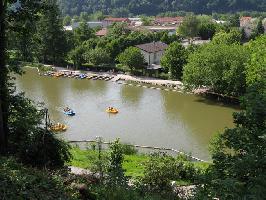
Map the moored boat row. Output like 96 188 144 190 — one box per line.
42 70 115 82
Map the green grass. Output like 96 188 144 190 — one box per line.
69 147 148 178
69 147 210 181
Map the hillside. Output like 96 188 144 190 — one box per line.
58 0 266 16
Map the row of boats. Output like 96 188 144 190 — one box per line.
49 106 119 133
43 71 114 81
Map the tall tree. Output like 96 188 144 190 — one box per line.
0 0 8 154
254 18 265 37
73 21 94 45
182 43 248 97
117 47 145 73
178 15 200 40
161 42 187 80
35 1 68 65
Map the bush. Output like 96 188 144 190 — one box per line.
139 152 198 196
8 93 71 168
0 157 77 199
120 143 138 155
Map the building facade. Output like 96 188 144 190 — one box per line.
136 42 168 68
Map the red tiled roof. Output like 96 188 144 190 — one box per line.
96 28 107 36
136 42 168 53
104 17 130 22
155 17 184 23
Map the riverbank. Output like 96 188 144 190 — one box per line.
69 147 210 183
24 64 240 103
40 66 185 91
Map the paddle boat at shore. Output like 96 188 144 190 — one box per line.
49 123 68 132
106 107 119 114
64 107 76 116
79 74 87 79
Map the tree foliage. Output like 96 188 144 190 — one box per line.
117 47 145 72
178 15 200 38
34 1 68 65
140 152 198 198
182 43 249 97
212 29 242 45
245 35 266 87
8 93 71 168
198 22 217 40
58 0 266 16
161 42 187 80
85 48 111 66
194 83 266 199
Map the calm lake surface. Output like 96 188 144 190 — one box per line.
15 68 238 160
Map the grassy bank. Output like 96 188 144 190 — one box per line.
70 147 149 178
69 147 210 184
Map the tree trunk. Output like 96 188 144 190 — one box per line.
0 0 8 155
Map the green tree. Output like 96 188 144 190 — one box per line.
228 14 240 27
161 42 187 80
182 43 249 97
256 18 265 35
194 83 266 199
108 23 130 38
63 15 72 26
198 22 217 40
141 16 153 26
80 12 89 21
34 1 68 65
107 139 127 186
212 29 242 45
245 35 266 86
85 48 111 66
68 45 86 69
178 15 200 39
1 0 47 154
117 47 145 73
73 22 94 45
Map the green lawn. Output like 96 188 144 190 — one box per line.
69 147 210 182
69 147 148 178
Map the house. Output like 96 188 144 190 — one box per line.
96 28 108 37
146 26 177 35
135 42 168 69
240 16 257 38
103 17 131 27
129 17 143 26
154 17 184 26
87 21 104 28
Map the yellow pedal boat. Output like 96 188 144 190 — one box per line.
106 108 119 114
49 123 68 132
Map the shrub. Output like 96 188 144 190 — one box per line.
139 152 198 197
106 139 128 186
8 93 71 168
0 157 77 199
120 143 138 155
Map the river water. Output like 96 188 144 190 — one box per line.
15 68 238 160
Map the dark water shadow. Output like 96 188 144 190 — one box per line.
194 94 241 110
